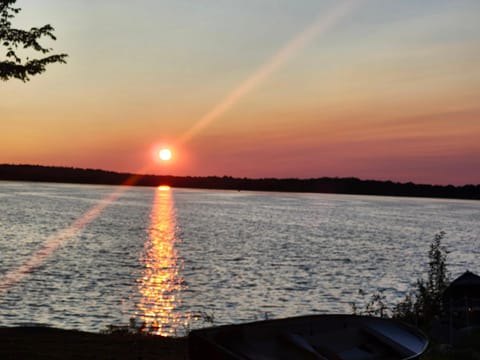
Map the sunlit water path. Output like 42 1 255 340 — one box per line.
0 181 479 335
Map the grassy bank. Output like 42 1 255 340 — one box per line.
0 326 187 360
2 325 479 359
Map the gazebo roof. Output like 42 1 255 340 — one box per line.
449 271 480 287
443 271 480 300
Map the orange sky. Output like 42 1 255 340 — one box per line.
1 0 479 185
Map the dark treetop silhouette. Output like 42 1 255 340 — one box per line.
0 0 67 81
1 164 479 200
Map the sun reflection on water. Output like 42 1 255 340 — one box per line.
136 186 187 336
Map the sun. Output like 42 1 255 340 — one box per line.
158 148 172 161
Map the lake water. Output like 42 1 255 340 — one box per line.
0 181 479 335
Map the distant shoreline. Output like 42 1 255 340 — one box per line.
1 164 479 200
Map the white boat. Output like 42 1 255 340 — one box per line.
188 314 428 359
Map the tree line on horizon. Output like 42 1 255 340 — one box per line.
1 164 479 200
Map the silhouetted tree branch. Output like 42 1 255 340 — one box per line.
0 0 67 81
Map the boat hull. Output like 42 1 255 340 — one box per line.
188 314 428 360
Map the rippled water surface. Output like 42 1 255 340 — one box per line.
0 181 479 335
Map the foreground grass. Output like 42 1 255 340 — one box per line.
2 325 479 359
420 329 480 360
0 326 187 360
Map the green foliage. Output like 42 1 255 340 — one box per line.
421 329 480 359
352 290 390 318
102 312 216 337
193 311 215 324
393 231 450 327
101 317 162 336
352 232 450 328
0 0 67 81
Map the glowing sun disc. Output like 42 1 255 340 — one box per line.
159 148 172 161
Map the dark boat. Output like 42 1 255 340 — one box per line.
188 314 428 359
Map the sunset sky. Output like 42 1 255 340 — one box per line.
1 0 479 185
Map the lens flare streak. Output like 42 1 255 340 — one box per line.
0 176 143 292
177 0 361 145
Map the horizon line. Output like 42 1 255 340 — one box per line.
1 163 479 188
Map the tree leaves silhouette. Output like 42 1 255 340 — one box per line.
0 0 67 81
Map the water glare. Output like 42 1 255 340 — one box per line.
135 186 187 336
